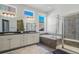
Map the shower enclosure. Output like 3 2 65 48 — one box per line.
62 13 79 53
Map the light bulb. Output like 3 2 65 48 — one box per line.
4 13 7 16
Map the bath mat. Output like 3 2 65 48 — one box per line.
53 49 69 54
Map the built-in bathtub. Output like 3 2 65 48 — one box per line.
40 34 62 49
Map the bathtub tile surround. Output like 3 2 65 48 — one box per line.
40 34 62 49
64 38 79 48
40 37 57 49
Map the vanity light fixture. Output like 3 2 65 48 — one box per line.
1 12 15 17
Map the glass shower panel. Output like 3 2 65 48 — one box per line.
63 14 79 53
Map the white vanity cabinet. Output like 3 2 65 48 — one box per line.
20 34 27 46
10 35 21 49
0 33 39 52
0 36 10 51
28 34 36 44
21 34 39 46
32 34 39 43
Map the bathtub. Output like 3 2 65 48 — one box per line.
40 34 62 49
40 35 62 40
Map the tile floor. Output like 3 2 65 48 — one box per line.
3 44 79 54
3 44 54 54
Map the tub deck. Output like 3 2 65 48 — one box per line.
40 35 62 49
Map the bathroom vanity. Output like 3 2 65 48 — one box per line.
0 33 39 53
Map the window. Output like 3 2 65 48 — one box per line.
39 16 45 23
24 10 33 16
38 15 45 31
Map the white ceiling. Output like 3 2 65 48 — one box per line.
26 4 57 13
11 4 79 15
11 4 58 14
27 4 79 14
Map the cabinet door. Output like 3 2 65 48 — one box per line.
0 36 10 51
20 35 24 46
27 34 33 44
27 34 39 45
10 35 21 49
23 34 28 46
21 34 33 46
32 34 39 43
31 34 39 44
30 34 35 44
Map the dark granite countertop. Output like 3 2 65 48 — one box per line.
0 32 39 36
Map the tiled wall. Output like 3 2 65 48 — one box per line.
64 14 79 40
